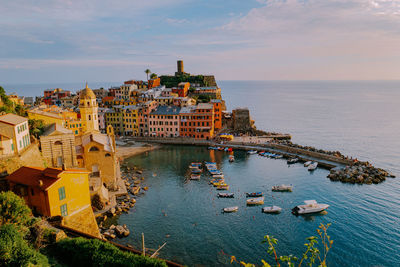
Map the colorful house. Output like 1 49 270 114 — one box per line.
211 99 222 132
0 113 30 156
149 106 181 137
138 100 158 137
179 103 215 140
7 166 100 237
122 105 139 136
172 82 190 97
43 88 71 106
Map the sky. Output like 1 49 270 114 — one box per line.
1 0 400 83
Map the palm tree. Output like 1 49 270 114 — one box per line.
145 69 151 80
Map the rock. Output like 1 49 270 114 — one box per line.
110 207 116 214
110 224 116 230
115 225 130 237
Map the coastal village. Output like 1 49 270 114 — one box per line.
0 61 396 265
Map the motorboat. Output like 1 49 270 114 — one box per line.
217 184 229 190
247 150 257 155
218 193 234 198
272 185 293 192
229 155 235 162
262 206 282 214
274 155 283 159
212 180 225 187
291 200 329 215
246 197 265 205
190 174 201 180
212 174 224 178
246 192 263 197
191 168 202 174
223 206 238 213
287 158 299 164
189 162 202 169
308 162 318 171
304 161 312 167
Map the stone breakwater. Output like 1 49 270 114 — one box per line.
328 161 396 184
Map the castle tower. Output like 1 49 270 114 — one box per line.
177 60 184 74
79 83 99 133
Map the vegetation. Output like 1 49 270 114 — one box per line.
28 118 46 138
0 86 26 116
0 191 49 266
160 74 209 88
231 223 333 267
145 69 151 80
150 73 158 79
46 237 168 267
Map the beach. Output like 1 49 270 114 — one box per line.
116 142 160 160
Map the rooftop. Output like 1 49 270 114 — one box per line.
150 106 181 115
42 123 72 136
0 113 28 125
196 103 213 110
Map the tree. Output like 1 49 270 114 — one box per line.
0 191 32 228
0 224 49 266
28 119 45 138
150 73 158 79
145 69 151 80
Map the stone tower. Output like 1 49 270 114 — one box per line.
79 83 99 133
177 60 184 74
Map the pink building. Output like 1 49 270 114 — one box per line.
148 106 181 137
138 101 158 136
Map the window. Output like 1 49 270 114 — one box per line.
60 204 68 217
11 143 14 151
89 146 99 152
58 186 66 200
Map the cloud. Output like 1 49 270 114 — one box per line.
165 18 189 25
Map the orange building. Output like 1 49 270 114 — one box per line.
179 103 214 140
211 99 222 132
148 78 160 89
172 82 190 97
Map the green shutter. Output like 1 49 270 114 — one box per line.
58 187 66 200
60 204 68 217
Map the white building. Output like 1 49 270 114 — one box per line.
120 84 138 100
0 113 30 156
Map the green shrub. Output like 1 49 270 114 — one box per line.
0 191 32 228
0 224 49 266
49 237 167 267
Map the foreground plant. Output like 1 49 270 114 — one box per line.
231 223 333 267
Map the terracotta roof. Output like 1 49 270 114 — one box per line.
7 166 89 190
0 113 27 125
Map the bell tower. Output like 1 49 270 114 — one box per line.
79 83 99 133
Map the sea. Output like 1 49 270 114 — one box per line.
3 80 400 266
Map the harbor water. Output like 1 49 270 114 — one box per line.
5 81 400 266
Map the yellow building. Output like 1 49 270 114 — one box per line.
122 105 139 136
79 83 99 133
7 166 100 237
27 105 84 136
8 93 24 106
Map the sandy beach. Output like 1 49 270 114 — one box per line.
116 143 160 160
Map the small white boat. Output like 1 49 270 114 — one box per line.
246 197 265 205
287 158 299 164
190 174 201 180
262 206 282 214
274 155 283 159
304 161 312 167
212 174 224 178
223 206 238 213
292 200 329 215
229 155 235 162
308 162 318 171
247 150 257 155
272 185 293 192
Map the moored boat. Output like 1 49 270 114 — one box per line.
218 193 234 198
229 155 235 162
246 197 265 205
308 162 318 171
291 200 329 215
272 185 293 192
217 184 229 190
262 206 282 214
247 150 257 155
304 161 312 167
223 206 238 213
190 174 201 180
287 158 299 164
246 192 263 197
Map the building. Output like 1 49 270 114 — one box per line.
122 105 139 136
24 97 34 106
139 85 165 102
8 94 24 106
179 103 214 140
0 113 30 156
147 77 160 89
192 86 221 99
155 96 175 106
92 88 108 103
138 101 158 136
149 106 181 137
7 166 100 237
124 80 147 89
105 105 123 136
27 106 83 136
40 124 78 168
173 97 196 107
120 84 138 100
211 99 222 132
79 84 99 134
102 96 115 107
97 107 110 132
59 96 76 109
232 108 254 132
43 88 71 106
108 87 122 98
172 82 190 97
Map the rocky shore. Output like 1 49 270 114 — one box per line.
328 161 396 184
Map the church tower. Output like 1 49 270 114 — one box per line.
79 83 99 133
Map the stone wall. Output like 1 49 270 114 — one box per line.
62 205 101 238
40 133 78 168
232 108 253 132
